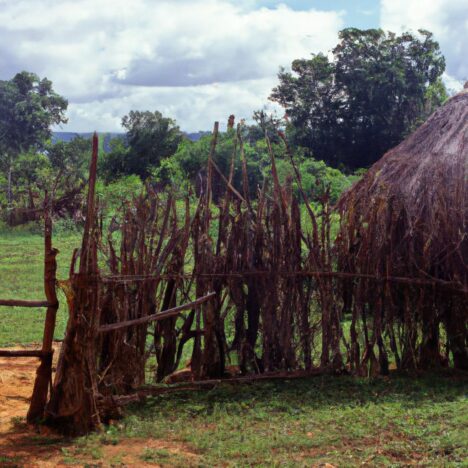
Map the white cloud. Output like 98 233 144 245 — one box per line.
380 0 467 89
60 78 283 133
0 0 344 131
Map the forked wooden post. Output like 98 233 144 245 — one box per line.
27 192 59 422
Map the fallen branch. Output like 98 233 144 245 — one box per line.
98 369 324 408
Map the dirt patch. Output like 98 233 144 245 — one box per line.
0 434 199 467
0 347 40 434
92 438 198 467
0 345 199 467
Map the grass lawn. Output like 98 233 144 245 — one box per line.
16 373 465 467
0 229 467 466
0 229 80 346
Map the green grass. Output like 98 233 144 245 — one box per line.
0 229 80 346
71 373 467 466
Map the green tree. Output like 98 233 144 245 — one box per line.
45 136 90 194
101 111 183 180
154 123 356 204
11 151 50 210
270 29 446 169
7 137 90 216
154 128 265 201
0 71 68 206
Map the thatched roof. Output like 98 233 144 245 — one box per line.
336 89 467 369
337 90 467 282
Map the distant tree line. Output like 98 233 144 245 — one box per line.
0 28 448 224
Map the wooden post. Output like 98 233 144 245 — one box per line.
45 132 101 435
27 192 59 422
199 122 225 378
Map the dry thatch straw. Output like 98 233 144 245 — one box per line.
336 90 467 372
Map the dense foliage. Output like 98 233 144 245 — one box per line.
4 137 90 215
100 111 183 181
0 71 68 207
271 29 447 168
152 124 357 204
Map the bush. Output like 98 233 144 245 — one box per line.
96 175 144 215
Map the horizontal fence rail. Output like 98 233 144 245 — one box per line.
0 299 51 308
98 292 216 333
0 349 52 358
98 272 467 294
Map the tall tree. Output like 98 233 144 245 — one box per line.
102 111 183 180
270 29 446 169
0 71 68 206
46 136 90 194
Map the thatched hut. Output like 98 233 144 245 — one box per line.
336 88 467 372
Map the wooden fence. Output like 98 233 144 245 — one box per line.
1 127 466 435
0 194 59 423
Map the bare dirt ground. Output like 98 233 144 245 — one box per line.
0 345 198 467
0 346 64 466
0 350 37 434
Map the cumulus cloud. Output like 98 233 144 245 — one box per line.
3 0 463 132
118 5 341 88
380 0 467 90
0 0 343 131
62 78 281 133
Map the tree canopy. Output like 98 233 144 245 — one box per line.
101 111 183 180
0 71 68 158
270 28 447 169
0 71 68 209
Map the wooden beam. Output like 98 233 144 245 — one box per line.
0 299 50 308
0 349 52 358
98 292 216 333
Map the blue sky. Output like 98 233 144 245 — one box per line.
0 0 465 132
252 0 380 28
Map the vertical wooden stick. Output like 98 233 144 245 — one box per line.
27 192 59 422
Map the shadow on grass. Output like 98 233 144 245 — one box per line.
2 371 466 467
129 370 468 419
